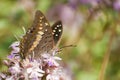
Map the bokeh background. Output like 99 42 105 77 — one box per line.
0 0 120 80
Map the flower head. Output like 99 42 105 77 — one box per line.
8 41 20 61
42 52 62 67
1 41 72 80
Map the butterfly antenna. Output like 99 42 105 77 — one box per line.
60 45 77 49
57 45 77 52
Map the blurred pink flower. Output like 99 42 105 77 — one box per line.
113 0 120 11
68 0 79 8
47 4 84 28
80 0 99 6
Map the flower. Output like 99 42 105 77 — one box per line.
46 67 72 80
8 62 21 74
79 0 99 6
8 41 20 60
9 41 20 50
0 73 6 79
1 41 72 80
42 53 62 67
113 0 120 11
46 68 61 80
21 59 45 79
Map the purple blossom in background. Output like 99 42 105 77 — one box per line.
59 5 84 28
79 0 100 7
80 0 99 4
80 0 91 4
68 0 79 9
47 3 84 29
60 5 75 25
113 0 120 11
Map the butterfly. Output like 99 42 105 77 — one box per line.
19 10 63 59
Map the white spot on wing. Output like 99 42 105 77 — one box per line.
45 29 48 31
59 29 61 32
53 30 56 32
57 25 59 27
55 34 58 36
55 27 57 29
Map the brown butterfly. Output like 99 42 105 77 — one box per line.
19 10 63 59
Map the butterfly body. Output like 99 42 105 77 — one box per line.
19 10 63 59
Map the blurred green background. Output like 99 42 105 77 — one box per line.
0 0 120 80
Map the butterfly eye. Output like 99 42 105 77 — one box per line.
29 27 36 33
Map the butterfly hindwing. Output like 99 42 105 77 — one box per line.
51 21 63 45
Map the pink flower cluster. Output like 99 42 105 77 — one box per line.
0 41 71 80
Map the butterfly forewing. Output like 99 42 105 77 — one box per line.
20 10 54 59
